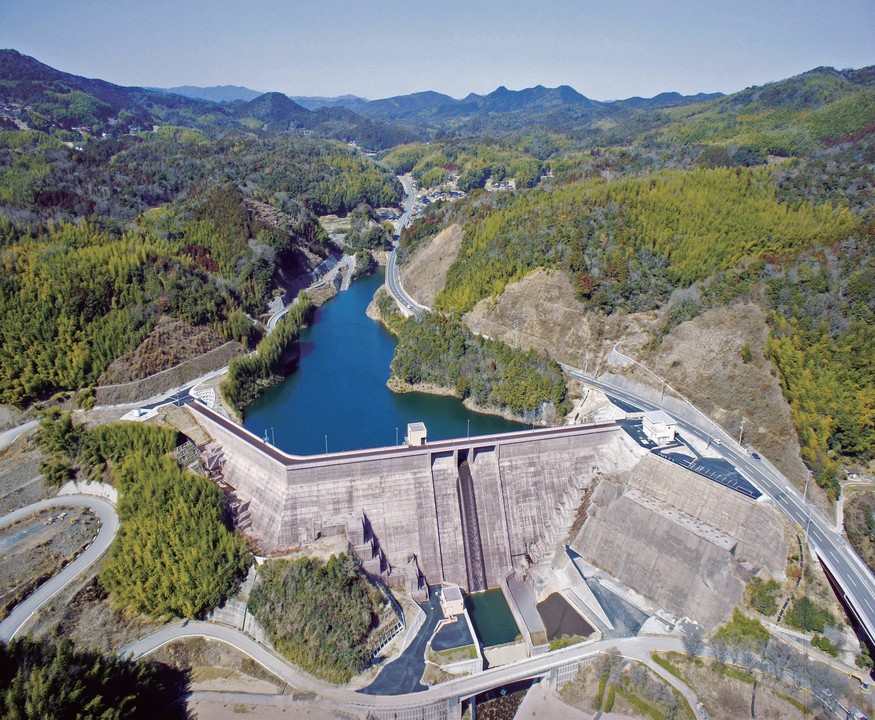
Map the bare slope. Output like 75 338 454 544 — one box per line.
572 454 787 629
399 223 463 307
463 268 656 373
461 269 806 491
99 316 229 384
637 303 808 489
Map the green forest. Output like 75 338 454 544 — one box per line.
248 554 381 683
221 294 314 414
382 138 549 190
392 313 568 421
34 413 250 618
430 166 859 315
0 121 404 406
101 451 250 618
35 408 178 485
0 637 187 719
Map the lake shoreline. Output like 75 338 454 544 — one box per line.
387 376 541 427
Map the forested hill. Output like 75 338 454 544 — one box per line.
0 49 417 149
396 63 873 499
0 50 406 407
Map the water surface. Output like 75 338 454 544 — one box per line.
465 588 520 647
244 269 526 455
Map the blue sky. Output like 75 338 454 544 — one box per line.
2 0 873 100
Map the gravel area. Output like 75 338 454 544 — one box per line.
0 441 50 515
0 506 98 621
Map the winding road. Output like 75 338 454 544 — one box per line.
386 175 430 317
120 621 691 714
0 494 118 642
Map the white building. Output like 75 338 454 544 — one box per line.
642 410 677 445
406 422 427 446
441 585 464 617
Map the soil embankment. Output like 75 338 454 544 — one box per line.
399 223 463 307
460 268 806 492
636 303 808 490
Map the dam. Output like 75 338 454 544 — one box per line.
187 402 627 594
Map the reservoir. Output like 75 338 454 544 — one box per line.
244 269 526 455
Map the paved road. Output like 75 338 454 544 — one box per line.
0 419 39 451
358 586 443 696
563 365 875 646
0 495 118 642
122 618 689 712
386 175 430 317
266 253 349 332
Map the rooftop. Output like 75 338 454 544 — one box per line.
643 409 676 426
442 585 463 602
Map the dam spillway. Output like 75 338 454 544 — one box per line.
457 453 487 592
187 402 627 592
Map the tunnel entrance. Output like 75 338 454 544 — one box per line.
457 449 487 592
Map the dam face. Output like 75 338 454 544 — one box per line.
188 403 625 592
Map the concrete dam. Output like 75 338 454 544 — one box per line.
187 402 630 593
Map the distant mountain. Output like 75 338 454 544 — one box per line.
350 84 724 133
0 48 227 132
0 50 418 149
617 91 724 109
290 94 369 111
469 84 600 113
237 92 311 127
164 85 263 103
2 48 870 149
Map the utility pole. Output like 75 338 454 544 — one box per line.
271 427 275 446
738 417 745 446
467 419 470 439
395 427 399 446
324 435 328 454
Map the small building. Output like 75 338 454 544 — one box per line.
406 422 427 446
441 585 464 617
642 410 677 445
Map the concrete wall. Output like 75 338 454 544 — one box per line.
187 403 624 590
571 453 788 629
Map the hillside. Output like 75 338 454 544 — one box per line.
0 53 409 406
396 64 873 505
399 223 464 307
0 49 415 150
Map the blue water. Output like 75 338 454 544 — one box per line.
465 588 520 647
243 269 526 455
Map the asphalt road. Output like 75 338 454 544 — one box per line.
386 175 430 316
563 365 875 645
122 618 689 712
358 586 443 696
0 494 119 642
0 419 38 451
